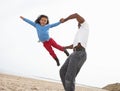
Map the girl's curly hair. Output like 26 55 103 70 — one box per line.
35 15 49 25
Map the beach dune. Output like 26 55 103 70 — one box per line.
0 73 108 91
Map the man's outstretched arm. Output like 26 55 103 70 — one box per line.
64 13 85 23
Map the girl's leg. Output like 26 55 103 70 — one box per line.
49 38 64 51
43 41 60 66
49 38 69 56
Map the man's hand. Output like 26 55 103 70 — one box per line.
78 22 81 29
60 18 65 23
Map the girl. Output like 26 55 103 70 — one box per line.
20 15 69 66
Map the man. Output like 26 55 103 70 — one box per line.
60 13 89 91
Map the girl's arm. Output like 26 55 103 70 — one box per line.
20 16 36 27
49 18 66 28
49 21 61 28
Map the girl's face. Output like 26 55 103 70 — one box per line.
39 17 48 26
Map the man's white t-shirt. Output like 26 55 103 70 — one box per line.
73 21 89 48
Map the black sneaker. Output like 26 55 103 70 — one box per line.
54 57 60 66
56 60 60 66
64 49 69 56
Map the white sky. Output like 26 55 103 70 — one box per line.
0 0 120 88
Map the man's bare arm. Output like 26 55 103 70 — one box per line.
64 44 73 49
64 13 85 23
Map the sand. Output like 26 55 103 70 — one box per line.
103 83 120 91
0 73 108 91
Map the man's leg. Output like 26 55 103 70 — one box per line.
75 52 86 76
64 51 86 91
60 56 71 90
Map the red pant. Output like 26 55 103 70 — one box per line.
43 38 64 58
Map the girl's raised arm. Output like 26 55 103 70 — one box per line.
20 16 36 27
49 21 61 28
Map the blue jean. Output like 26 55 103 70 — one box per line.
60 48 86 91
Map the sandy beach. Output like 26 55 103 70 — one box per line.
0 73 108 91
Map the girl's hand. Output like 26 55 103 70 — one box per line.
20 16 24 19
